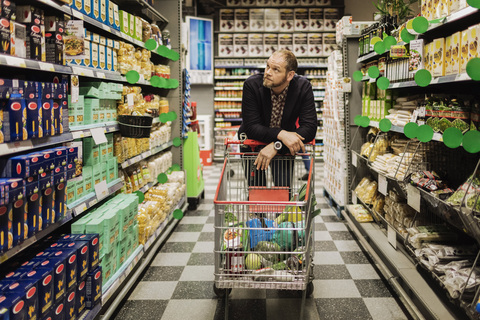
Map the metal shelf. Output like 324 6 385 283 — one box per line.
214 87 243 90
70 122 119 139
215 108 242 112
425 6 479 34
215 118 242 122
214 97 242 101
0 133 74 157
214 75 250 80
120 141 173 169
388 73 472 89
356 50 383 64
369 120 443 141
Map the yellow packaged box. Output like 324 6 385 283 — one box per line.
432 38 445 77
450 32 461 75
460 29 469 73
467 25 479 62
445 35 453 75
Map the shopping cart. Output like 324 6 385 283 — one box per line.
213 139 317 319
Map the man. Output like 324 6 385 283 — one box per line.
238 49 317 187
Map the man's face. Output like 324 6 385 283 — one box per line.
263 54 290 89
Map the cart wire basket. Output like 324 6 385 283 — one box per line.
214 139 318 319
118 115 153 138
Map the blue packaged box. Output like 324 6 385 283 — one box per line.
7 95 26 141
41 185 54 228
24 81 40 100
25 176 40 236
71 234 99 271
52 100 62 136
66 169 76 180
75 280 86 316
22 268 53 317
2 270 26 282
51 298 64 320
64 288 76 320
0 204 7 252
40 150 56 173
0 78 12 98
45 248 77 290
52 147 68 168
4 279 39 320
53 178 67 223
50 241 89 281
40 99 53 138
0 178 24 204
8 154 44 178
10 198 25 247
66 147 78 167
35 257 66 303
40 310 52 320
0 292 27 320
85 266 101 310
38 171 53 191
26 99 41 139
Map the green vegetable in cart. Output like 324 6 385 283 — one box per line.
438 118 452 133
466 194 480 212
271 261 287 270
245 253 263 270
255 241 284 262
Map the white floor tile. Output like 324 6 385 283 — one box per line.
166 232 200 242
202 223 214 232
151 253 192 266
313 251 344 265
192 241 214 253
128 281 177 300
314 231 332 241
179 265 215 281
312 279 361 298
346 264 381 279
179 216 209 225
334 240 362 252
325 222 348 231
162 299 217 320
364 298 408 320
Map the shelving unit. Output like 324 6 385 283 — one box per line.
341 8 480 320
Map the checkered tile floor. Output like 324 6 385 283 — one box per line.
113 162 410 320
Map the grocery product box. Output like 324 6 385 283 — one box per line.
445 35 453 75
65 288 76 320
323 33 336 56
107 158 116 182
218 33 233 57
467 25 479 61
432 37 445 77
247 34 263 57
129 13 135 38
3 279 38 320
103 211 118 253
74 234 100 271
63 241 89 280
107 134 114 158
91 42 99 69
25 177 40 237
100 0 107 24
98 44 106 70
91 0 100 20
106 46 113 71
83 137 99 167
302 0 315 5
45 18 64 65
234 9 249 32
323 8 339 31
293 33 308 57
309 8 323 31
116 238 127 266
264 9 279 32
279 9 294 32
278 33 293 51
76 280 86 316
219 9 234 32
85 266 102 309
66 180 75 204
1 0 15 19
52 297 65 320
233 33 248 57
451 31 461 74
75 178 84 200
112 2 120 31
294 8 309 32
10 22 26 58
36 257 67 302
23 268 54 317
460 29 469 73
93 164 101 185
46 247 77 290
0 291 28 319
107 0 114 27
409 39 424 77
101 162 107 182
263 33 278 57
41 183 54 228
249 9 264 32
308 33 323 56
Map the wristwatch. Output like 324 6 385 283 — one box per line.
274 141 282 150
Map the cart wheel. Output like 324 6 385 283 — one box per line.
306 282 314 297
213 284 232 297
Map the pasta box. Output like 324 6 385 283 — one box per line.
40 149 56 172
35 257 66 302
51 147 68 168
0 18 10 55
0 292 27 320
2 270 27 282
45 248 77 290
4 279 38 320
0 178 24 204
64 288 76 320
85 266 101 309
51 298 64 320
75 280 86 315
8 153 45 178
22 268 53 317
61 241 89 281
71 234 99 271
40 183 54 228
53 177 66 222
10 21 26 59
25 176 40 237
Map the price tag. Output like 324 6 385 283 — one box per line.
88 199 98 207
387 225 397 249
72 10 83 19
351 152 358 167
90 127 108 145
352 191 357 204
39 62 55 71
407 184 421 212
94 180 108 201
73 205 86 216
102 24 110 31
6 56 25 68
378 175 387 195
392 83 400 88
97 72 105 79
127 94 134 107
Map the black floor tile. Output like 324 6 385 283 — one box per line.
171 281 216 299
175 224 204 232
214 299 267 320
354 279 393 297
315 298 373 320
329 231 356 241
141 266 184 281
206 216 215 224
318 203 331 209
321 215 342 223
188 252 215 266
315 223 327 231
265 289 306 299
112 300 169 320
313 264 351 280
159 242 196 253
339 252 371 265
185 210 211 216
314 241 337 251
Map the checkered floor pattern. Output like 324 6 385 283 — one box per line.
113 162 410 320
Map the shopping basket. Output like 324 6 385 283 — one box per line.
118 115 153 138
213 139 317 319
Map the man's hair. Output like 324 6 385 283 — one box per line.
273 49 297 73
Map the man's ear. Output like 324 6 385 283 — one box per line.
287 70 295 82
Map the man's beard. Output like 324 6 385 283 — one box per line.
263 74 287 89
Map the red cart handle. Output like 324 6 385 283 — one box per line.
225 138 314 149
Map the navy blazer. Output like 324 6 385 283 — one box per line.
238 73 318 144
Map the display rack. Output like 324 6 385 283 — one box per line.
120 141 174 168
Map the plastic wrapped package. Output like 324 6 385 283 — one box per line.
167 171 185 184
362 181 378 204
360 142 373 158
443 267 480 299
142 18 152 42
347 204 373 222
368 136 389 162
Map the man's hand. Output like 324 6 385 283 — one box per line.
254 142 277 170
278 130 305 155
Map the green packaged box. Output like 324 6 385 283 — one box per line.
102 260 111 283
71 214 94 234
119 10 129 35
107 134 114 157
82 166 93 195
116 237 128 267
83 138 100 166
66 180 76 205
85 99 100 124
93 164 102 186
99 143 108 163
129 13 135 38
68 95 85 127
76 179 84 200
116 202 130 239
131 223 139 249
107 158 117 182
101 162 107 182
103 211 119 253
86 218 105 255
79 86 99 98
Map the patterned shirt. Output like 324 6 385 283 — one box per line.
269 85 289 128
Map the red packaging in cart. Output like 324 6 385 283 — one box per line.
85 266 101 309
23 268 54 317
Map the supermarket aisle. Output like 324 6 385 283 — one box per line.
113 162 410 320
